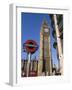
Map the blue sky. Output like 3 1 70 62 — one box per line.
21 12 58 66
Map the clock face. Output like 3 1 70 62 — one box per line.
44 28 49 32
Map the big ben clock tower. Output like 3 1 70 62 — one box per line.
38 19 52 76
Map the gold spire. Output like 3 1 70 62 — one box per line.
42 17 48 26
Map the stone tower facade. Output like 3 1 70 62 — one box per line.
38 19 52 76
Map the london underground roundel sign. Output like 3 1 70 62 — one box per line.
23 40 38 54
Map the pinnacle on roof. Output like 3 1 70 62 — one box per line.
42 17 48 26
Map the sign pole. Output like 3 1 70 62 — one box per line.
23 40 38 77
26 52 31 77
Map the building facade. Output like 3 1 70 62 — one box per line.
21 60 38 77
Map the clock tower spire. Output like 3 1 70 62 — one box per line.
38 18 52 76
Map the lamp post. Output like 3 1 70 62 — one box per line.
53 15 63 75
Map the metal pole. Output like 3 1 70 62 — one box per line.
26 53 31 77
53 15 63 75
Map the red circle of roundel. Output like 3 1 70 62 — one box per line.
24 40 38 54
